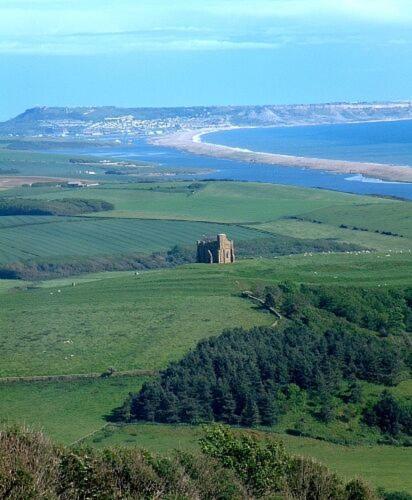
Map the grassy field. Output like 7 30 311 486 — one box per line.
0 216 266 264
1 252 410 378
0 264 274 377
300 202 412 238
14 181 409 226
0 178 410 492
83 423 412 494
0 181 410 266
254 218 412 252
0 376 146 444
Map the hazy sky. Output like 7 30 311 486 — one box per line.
1 0 412 120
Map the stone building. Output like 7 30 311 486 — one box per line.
196 233 235 264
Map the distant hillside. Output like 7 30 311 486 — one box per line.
1 102 412 137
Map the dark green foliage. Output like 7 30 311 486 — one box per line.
363 391 412 437
260 283 411 336
379 491 412 500
347 380 364 404
130 321 405 426
317 398 337 423
307 286 411 335
0 197 114 216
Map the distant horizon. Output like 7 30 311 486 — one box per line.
1 1 411 121
4 99 412 123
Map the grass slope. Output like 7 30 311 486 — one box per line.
1 252 410 378
0 266 272 377
254 219 412 252
16 181 408 225
0 377 146 444
0 216 265 264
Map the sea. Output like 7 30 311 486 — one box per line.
54 120 412 200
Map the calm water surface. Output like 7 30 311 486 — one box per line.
50 120 412 199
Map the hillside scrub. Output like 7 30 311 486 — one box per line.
0 197 114 216
0 425 379 499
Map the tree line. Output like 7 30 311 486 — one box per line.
0 197 114 216
119 283 411 442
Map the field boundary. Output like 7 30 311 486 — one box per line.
0 369 157 385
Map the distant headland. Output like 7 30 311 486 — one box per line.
2 102 412 183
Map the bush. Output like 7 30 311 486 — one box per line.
200 424 291 495
285 455 346 499
0 425 379 499
0 426 59 499
363 391 412 437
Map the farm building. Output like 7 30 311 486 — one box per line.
196 233 235 264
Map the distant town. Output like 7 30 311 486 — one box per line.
2 101 412 139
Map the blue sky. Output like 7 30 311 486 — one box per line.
1 0 412 120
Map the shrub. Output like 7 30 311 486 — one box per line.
200 424 290 495
285 455 346 499
0 426 59 499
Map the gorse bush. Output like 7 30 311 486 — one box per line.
0 425 380 499
0 426 246 499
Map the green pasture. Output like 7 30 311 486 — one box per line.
0 376 145 444
0 265 272 377
0 216 265 264
0 148 93 179
254 218 412 252
0 180 409 267
83 423 412 494
1 252 410 378
18 181 404 224
299 202 412 239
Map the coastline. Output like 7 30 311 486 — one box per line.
150 125 412 184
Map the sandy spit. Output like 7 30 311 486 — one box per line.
151 127 412 183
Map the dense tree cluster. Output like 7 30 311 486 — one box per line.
363 391 412 437
259 283 412 335
129 322 405 426
0 197 114 216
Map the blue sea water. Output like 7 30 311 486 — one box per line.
204 120 412 166
49 120 412 200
